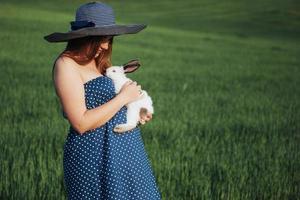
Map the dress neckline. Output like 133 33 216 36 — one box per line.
83 75 107 86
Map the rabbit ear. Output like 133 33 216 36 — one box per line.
123 59 141 73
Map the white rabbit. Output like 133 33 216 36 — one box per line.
105 59 154 133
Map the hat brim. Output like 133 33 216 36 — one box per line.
44 24 147 43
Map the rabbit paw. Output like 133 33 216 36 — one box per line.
114 124 136 133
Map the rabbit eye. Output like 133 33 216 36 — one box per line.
112 70 116 72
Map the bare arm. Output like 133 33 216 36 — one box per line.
53 57 142 135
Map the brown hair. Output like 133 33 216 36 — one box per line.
52 35 113 119
53 35 113 77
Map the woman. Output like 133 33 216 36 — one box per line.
44 2 161 199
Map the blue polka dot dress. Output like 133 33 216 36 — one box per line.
63 75 161 200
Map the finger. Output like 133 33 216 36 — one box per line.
144 117 150 122
145 114 151 120
141 115 147 121
146 112 152 119
145 116 151 121
125 80 132 85
139 117 145 122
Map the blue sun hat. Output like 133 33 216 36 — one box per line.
44 1 147 42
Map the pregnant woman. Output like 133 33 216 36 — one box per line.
44 2 161 199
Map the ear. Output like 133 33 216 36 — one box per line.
123 59 141 73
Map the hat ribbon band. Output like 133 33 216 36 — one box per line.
70 20 96 31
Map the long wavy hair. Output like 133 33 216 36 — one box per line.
52 35 113 119
52 35 113 78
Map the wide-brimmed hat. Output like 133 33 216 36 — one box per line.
44 1 147 43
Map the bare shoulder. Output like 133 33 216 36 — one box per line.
53 56 82 85
54 56 77 75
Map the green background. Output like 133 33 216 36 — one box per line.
0 0 299 199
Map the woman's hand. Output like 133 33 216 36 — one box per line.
139 107 152 125
119 81 152 125
119 80 143 105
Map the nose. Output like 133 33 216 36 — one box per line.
99 44 108 51
103 42 109 49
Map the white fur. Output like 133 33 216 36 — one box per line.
106 66 154 133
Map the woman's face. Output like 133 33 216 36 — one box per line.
94 36 112 58
99 36 112 50
99 40 109 50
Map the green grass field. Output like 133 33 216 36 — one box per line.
0 0 299 199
